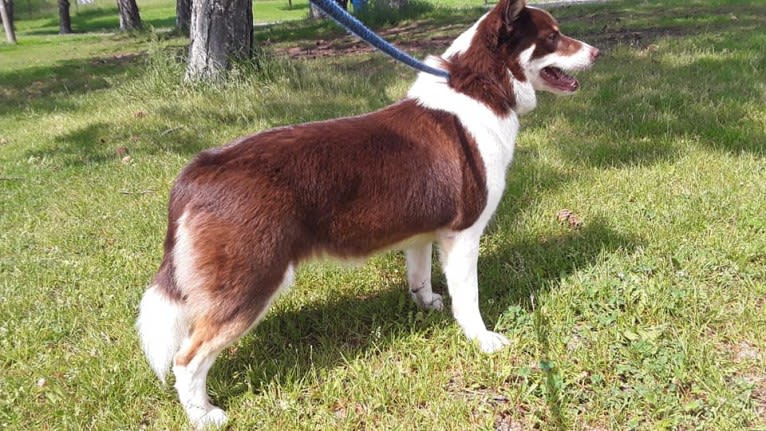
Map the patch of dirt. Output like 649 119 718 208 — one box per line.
281 36 454 58
749 375 766 425
557 209 583 230
494 411 524 431
732 341 761 363
265 18 467 59
89 52 144 66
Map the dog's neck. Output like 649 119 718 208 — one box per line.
509 46 537 115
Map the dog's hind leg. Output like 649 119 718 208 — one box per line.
172 264 295 428
406 243 443 311
438 229 509 353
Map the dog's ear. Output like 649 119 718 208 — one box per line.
499 0 526 29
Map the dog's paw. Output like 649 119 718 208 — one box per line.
194 407 228 429
475 331 510 353
424 293 444 311
412 292 444 311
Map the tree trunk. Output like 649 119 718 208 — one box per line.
4 0 12 31
309 0 349 19
58 0 72 34
385 0 407 8
176 0 191 35
0 0 16 44
117 0 142 31
308 2 324 19
185 0 253 82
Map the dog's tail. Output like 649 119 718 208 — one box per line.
136 266 189 384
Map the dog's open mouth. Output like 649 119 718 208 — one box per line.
540 67 579 92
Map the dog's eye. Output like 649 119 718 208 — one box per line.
547 32 559 43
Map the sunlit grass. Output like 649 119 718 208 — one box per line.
1 0 765 429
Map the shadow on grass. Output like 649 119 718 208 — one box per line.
548 51 766 165
190 2 764 418
24 53 404 166
0 52 144 116
256 2 478 46
23 6 178 35
541 0 766 165
211 218 638 415
279 3 308 12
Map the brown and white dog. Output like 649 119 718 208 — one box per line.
137 0 598 427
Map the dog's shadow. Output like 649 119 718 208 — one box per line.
208 216 639 414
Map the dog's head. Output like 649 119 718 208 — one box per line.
499 0 600 95
443 0 599 114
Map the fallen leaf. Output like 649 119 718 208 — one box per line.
556 209 583 229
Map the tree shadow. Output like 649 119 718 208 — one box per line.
0 52 144 116
545 53 766 168
256 3 477 45
23 6 177 35
26 7 122 34
279 3 309 12
539 0 766 167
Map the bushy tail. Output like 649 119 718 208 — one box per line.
136 284 189 384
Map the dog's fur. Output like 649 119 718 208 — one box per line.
137 0 598 426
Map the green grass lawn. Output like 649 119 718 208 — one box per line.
1 0 765 429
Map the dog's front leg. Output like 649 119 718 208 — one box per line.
406 243 443 311
439 230 509 353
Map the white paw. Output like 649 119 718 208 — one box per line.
412 292 444 311
424 293 444 311
194 407 228 429
474 331 510 353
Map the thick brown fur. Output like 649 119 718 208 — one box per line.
154 100 487 364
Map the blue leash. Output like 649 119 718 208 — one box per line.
309 0 450 79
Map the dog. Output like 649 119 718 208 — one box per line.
137 0 598 427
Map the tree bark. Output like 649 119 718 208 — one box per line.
117 0 142 31
58 0 72 34
385 0 407 8
176 0 191 35
4 0 12 31
308 2 324 19
0 0 16 44
185 0 253 82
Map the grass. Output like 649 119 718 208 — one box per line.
1 0 766 429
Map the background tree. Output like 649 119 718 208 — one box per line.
308 1 323 19
3 0 12 30
309 0 348 19
385 0 407 8
0 0 15 44
176 0 191 35
185 0 253 82
117 0 142 30
58 0 72 34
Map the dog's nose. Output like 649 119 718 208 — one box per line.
591 48 600 61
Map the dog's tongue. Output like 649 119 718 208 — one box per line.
541 67 579 92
